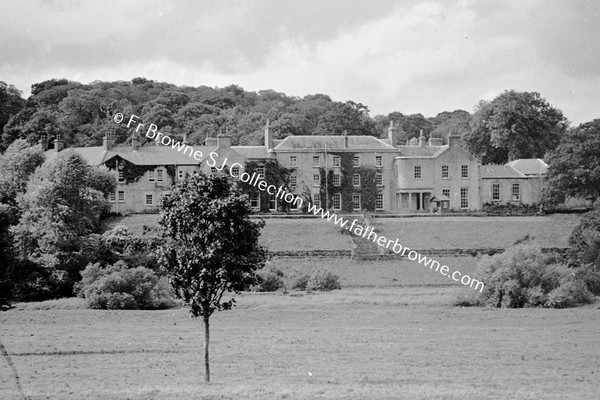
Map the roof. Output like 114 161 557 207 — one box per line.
395 144 447 158
274 135 396 151
481 164 527 178
235 146 274 159
46 144 214 166
507 159 548 175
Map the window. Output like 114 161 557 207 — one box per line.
333 156 340 168
313 193 321 208
156 169 163 182
313 156 320 167
109 192 116 202
512 183 520 201
442 188 450 198
290 173 297 187
352 155 360 167
313 174 320 186
353 173 361 187
290 156 297 167
333 173 341 186
460 187 469 209
333 193 342 210
442 165 449 179
256 166 265 178
375 193 384 210
118 191 125 202
148 170 155 182
250 193 260 210
352 193 361 210
178 169 184 181
461 165 469 178
231 166 240 180
492 183 500 201
414 166 422 179
117 169 125 183
145 194 153 206
375 173 383 186
375 155 383 167
269 193 277 210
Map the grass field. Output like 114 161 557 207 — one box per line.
372 214 580 249
2 290 599 400
105 213 582 252
268 257 480 288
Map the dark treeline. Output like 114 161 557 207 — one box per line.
0 78 471 151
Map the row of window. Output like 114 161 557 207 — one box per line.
291 155 384 168
307 173 384 187
491 183 521 201
414 164 470 180
109 191 169 206
312 193 385 211
438 187 470 209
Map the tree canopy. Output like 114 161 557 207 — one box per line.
157 173 266 382
545 119 600 204
463 90 567 164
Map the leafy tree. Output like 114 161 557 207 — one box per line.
0 139 45 205
157 173 266 382
464 90 567 164
545 119 600 204
0 81 25 137
11 149 115 296
430 110 471 139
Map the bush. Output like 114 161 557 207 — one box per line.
251 266 285 292
462 244 596 308
78 261 176 310
307 269 341 291
291 274 310 290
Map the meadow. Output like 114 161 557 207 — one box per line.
1 290 599 400
106 213 581 252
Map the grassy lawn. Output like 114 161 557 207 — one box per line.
1 291 599 400
104 213 582 252
268 257 480 288
372 214 581 249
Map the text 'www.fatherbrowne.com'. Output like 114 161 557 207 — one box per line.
113 112 485 292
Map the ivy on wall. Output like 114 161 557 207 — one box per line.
240 160 292 213
319 152 381 212
107 157 177 186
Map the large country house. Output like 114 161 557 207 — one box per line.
42 122 547 214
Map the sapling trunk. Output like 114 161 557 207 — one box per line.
203 315 210 382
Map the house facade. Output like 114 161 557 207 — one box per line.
42 122 546 214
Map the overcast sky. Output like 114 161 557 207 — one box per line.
1 0 599 124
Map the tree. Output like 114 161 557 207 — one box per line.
11 149 115 297
0 81 25 136
463 90 567 164
157 174 266 382
545 119 600 204
0 139 45 205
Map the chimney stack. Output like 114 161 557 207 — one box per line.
217 134 231 149
265 119 273 151
419 130 427 147
182 133 189 145
54 133 65 152
131 134 138 151
387 120 396 146
343 130 348 149
39 134 49 151
448 134 461 147
103 131 115 150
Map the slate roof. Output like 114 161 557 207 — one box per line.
507 159 548 175
45 144 214 166
395 145 447 158
235 146 274 159
481 164 527 178
274 135 396 151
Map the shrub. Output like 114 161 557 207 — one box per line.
307 269 341 291
252 266 285 292
463 244 596 308
291 274 310 290
78 261 176 310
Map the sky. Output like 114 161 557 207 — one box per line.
1 0 599 124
